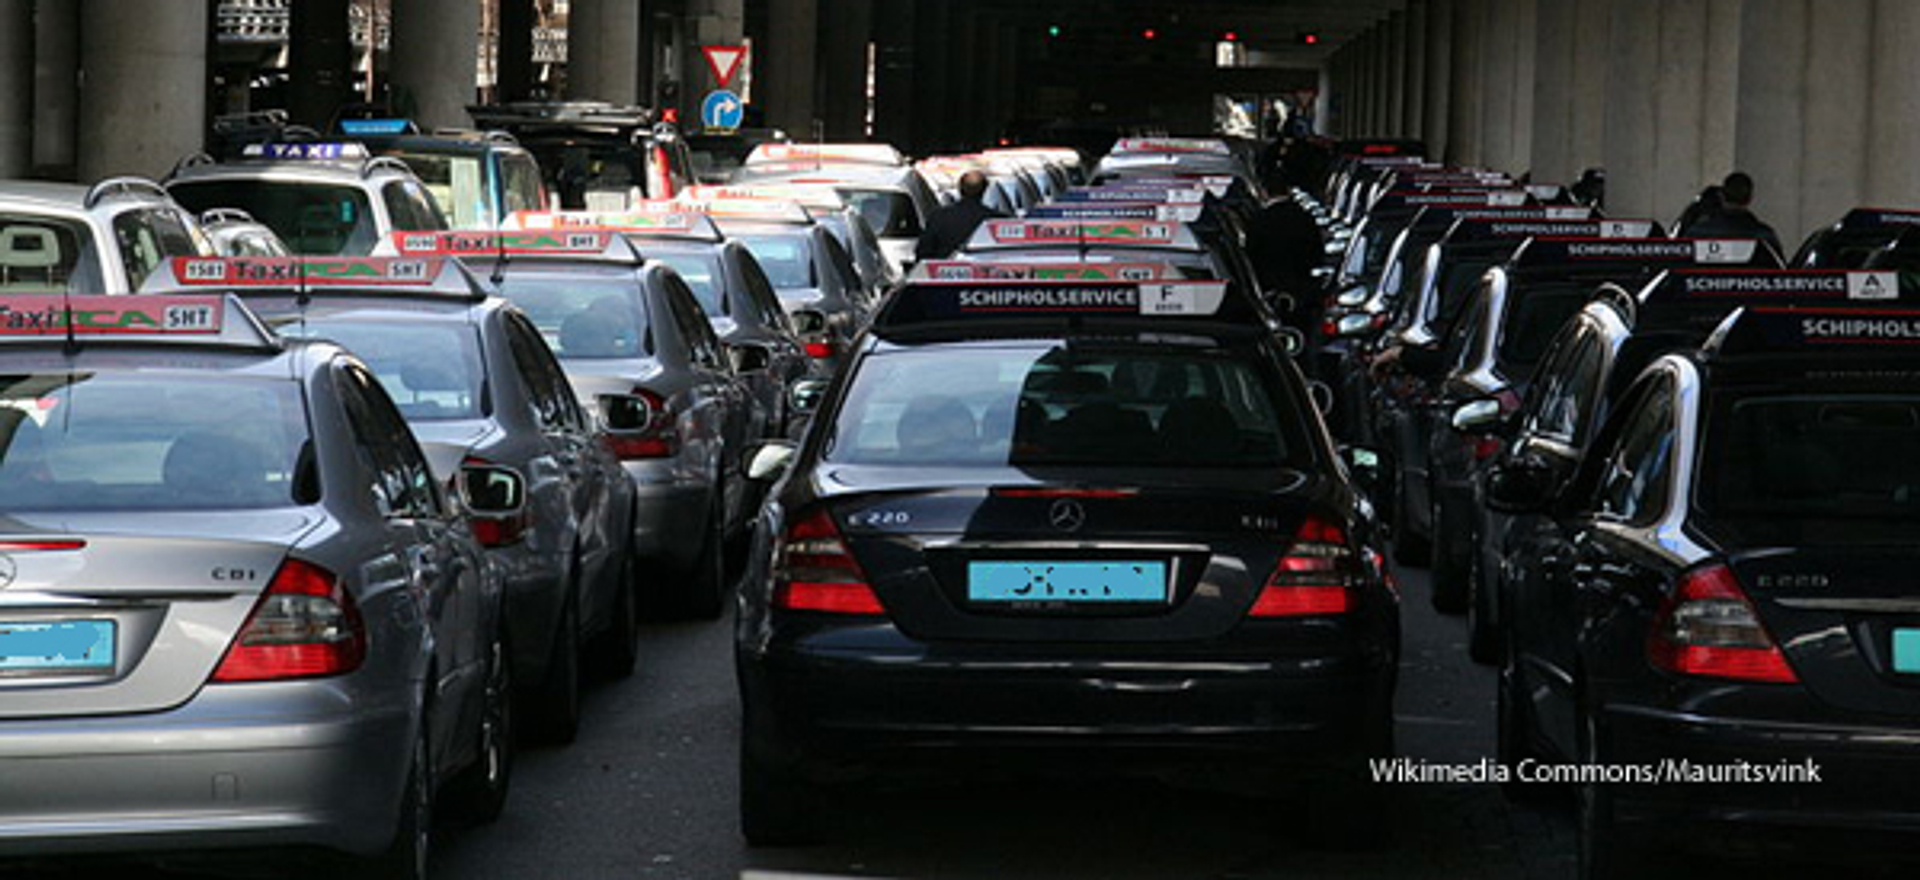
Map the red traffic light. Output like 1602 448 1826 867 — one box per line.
1142 28 1158 40
1300 31 1321 45
1224 31 1238 42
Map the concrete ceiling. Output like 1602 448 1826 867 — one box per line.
967 0 1406 65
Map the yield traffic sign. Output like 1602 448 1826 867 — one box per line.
702 45 747 89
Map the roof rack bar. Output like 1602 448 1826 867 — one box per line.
84 177 171 209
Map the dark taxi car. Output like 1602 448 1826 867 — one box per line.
1490 303 1920 878
734 278 1399 847
1430 237 1778 637
1790 206 1920 267
151 255 638 742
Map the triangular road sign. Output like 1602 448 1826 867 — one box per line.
703 45 747 89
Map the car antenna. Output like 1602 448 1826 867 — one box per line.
295 257 312 338
60 283 79 357
491 231 509 287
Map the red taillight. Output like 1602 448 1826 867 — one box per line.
211 559 366 682
773 509 883 615
1648 563 1798 683
803 339 837 359
1249 515 1355 617
0 538 85 552
606 388 678 460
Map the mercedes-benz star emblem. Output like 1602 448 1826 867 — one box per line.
0 554 15 590
1048 498 1087 533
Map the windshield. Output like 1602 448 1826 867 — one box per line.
734 233 816 289
391 150 490 229
495 268 651 359
1700 392 1920 538
169 179 378 256
649 251 726 315
0 372 311 510
826 344 1310 469
285 319 488 420
0 215 101 293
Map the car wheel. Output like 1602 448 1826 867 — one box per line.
1466 541 1504 665
1428 497 1469 614
1389 472 1430 567
447 626 514 823
1576 693 1646 880
527 591 582 745
1495 650 1552 804
681 500 729 620
367 721 433 880
739 740 819 846
588 547 641 679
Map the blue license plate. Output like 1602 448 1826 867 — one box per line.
1895 629 1920 674
0 620 115 673
967 560 1167 604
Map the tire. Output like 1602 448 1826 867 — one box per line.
739 741 819 847
447 626 514 824
1576 693 1648 880
681 500 729 620
365 721 433 880
1495 652 1552 805
527 592 582 745
1428 497 1469 614
1466 542 1504 666
1389 472 1431 567
588 548 641 679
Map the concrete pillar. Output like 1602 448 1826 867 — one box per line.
1423 0 1453 157
33 0 79 176
1601 0 1657 220
949 7 980 145
1403 0 1429 139
1651 1 1712 219
0 0 31 178
1510 0 1536 173
913 0 952 152
1362 28 1381 135
1797 0 1871 240
1479 0 1517 172
390 0 480 130
78 0 207 182
497 0 537 102
1386 13 1407 139
1867 0 1920 206
762 0 820 136
1733 0 1806 244
1371 27 1389 135
1701 0 1742 181
289 0 352 130
1530 0 1575 183
570 0 643 104
1447 0 1484 166
871 0 915 148
1568 0 1611 174
993 20 1018 141
819 0 873 140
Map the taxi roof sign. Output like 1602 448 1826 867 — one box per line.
387 230 643 263
915 260 1174 281
0 294 276 350
873 279 1246 335
240 142 371 161
503 209 724 242
1027 203 1205 223
677 197 814 225
966 219 1200 253
743 143 906 167
1057 186 1207 205
1511 237 1779 272
1705 305 1920 358
1837 207 1920 229
1110 138 1233 156
678 183 847 211
1445 217 1664 245
151 256 486 300
1637 269 1911 322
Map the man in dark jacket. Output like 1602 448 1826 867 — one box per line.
916 171 1005 260
1678 172 1783 257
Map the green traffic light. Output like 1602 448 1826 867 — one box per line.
1048 24 1061 37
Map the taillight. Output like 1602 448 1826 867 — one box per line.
0 538 85 552
1648 563 1798 683
1249 515 1356 617
772 509 883 615
605 388 678 460
211 559 366 682
803 339 837 360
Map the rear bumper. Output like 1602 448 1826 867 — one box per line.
0 683 411 858
624 461 715 571
1603 702 1920 836
739 629 1395 775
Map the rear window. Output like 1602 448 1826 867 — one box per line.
734 234 816 289
1497 285 1590 374
494 269 650 359
169 180 378 256
390 151 488 229
1700 392 1920 530
826 344 1310 469
284 319 488 420
0 373 311 511
0 215 97 293
649 251 726 315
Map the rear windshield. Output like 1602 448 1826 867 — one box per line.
169 180 378 256
1497 284 1591 374
494 268 650 359
734 234 816 289
648 251 726 315
0 373 311 510
391 150 489 229
826 343 1311 469
285 319 488 420
0 215 99 293
838 189 921 237
1700 392 1920 532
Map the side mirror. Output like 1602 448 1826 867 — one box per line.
458 463 527 515
1484 455 1560 514
1450 398 1504 433
789 378 831 415
1334 285 1370 308
1335 313 1374 338
1273 326 1306 357
746 441 798 482
597 392 658 433
789 309 829 337
727 342 773 373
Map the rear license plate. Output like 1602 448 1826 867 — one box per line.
1895 629 1920 674
0 620 115 674
967 560 1167 604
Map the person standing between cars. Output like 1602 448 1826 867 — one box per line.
916 170 1006 260
1679 171 1783 257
